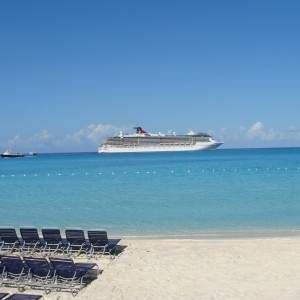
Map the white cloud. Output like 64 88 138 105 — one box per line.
0 130 54 152
215 122 300 148
64 124 120 144
8 134 22 145
247 121 276 141
25 130 53 144
3 122 300 152
0 134 21 150
284 126 300 140
216 126 245 143
0 125 122 152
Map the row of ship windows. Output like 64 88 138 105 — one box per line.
106 137 209 145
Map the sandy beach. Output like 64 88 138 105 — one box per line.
1 236 300 300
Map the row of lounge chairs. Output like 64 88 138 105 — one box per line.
0 292 42 299
0 255 99 295
0 227 121 258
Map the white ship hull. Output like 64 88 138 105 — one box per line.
98 127 223 154
98 141 222 153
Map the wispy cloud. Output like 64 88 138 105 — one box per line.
0 130 52 151
218 121 300 147
64 124 120 144
283 126 300 140
0 124 121 152
7 134 22 146
2 122 300 152
247 121 276 141
246 122 300 142
25 130 53 145
215 125 246 143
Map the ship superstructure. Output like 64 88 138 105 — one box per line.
98 127 223 153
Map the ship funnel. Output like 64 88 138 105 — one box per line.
134 127 147 134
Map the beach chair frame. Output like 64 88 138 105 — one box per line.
65 229 90 257
0 255 29 291
49 257 95 295
87 230 121 259
0 228 21 254
41 228 66 256
20 227 43 255
23 256 55 293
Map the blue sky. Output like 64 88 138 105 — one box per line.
1 0 300 152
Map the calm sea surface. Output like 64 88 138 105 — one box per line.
1 148 300 237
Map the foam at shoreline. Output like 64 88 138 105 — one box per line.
121 228 300 240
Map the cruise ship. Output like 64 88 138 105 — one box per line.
98 127 223 153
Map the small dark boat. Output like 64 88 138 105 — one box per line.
1 150 25 158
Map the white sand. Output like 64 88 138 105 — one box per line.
1 237 300 299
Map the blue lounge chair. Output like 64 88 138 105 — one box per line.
0 260 4 275
49 257 97 295
0 255 29 290
65 229 90 256
6 294 43 300
23 256 55 292
20 227 43 254
0 293 9 299
41 228 66 255
0 227 21 253
0 260 5 286
87 230 121 258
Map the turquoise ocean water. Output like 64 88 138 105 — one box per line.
1 148 300 237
